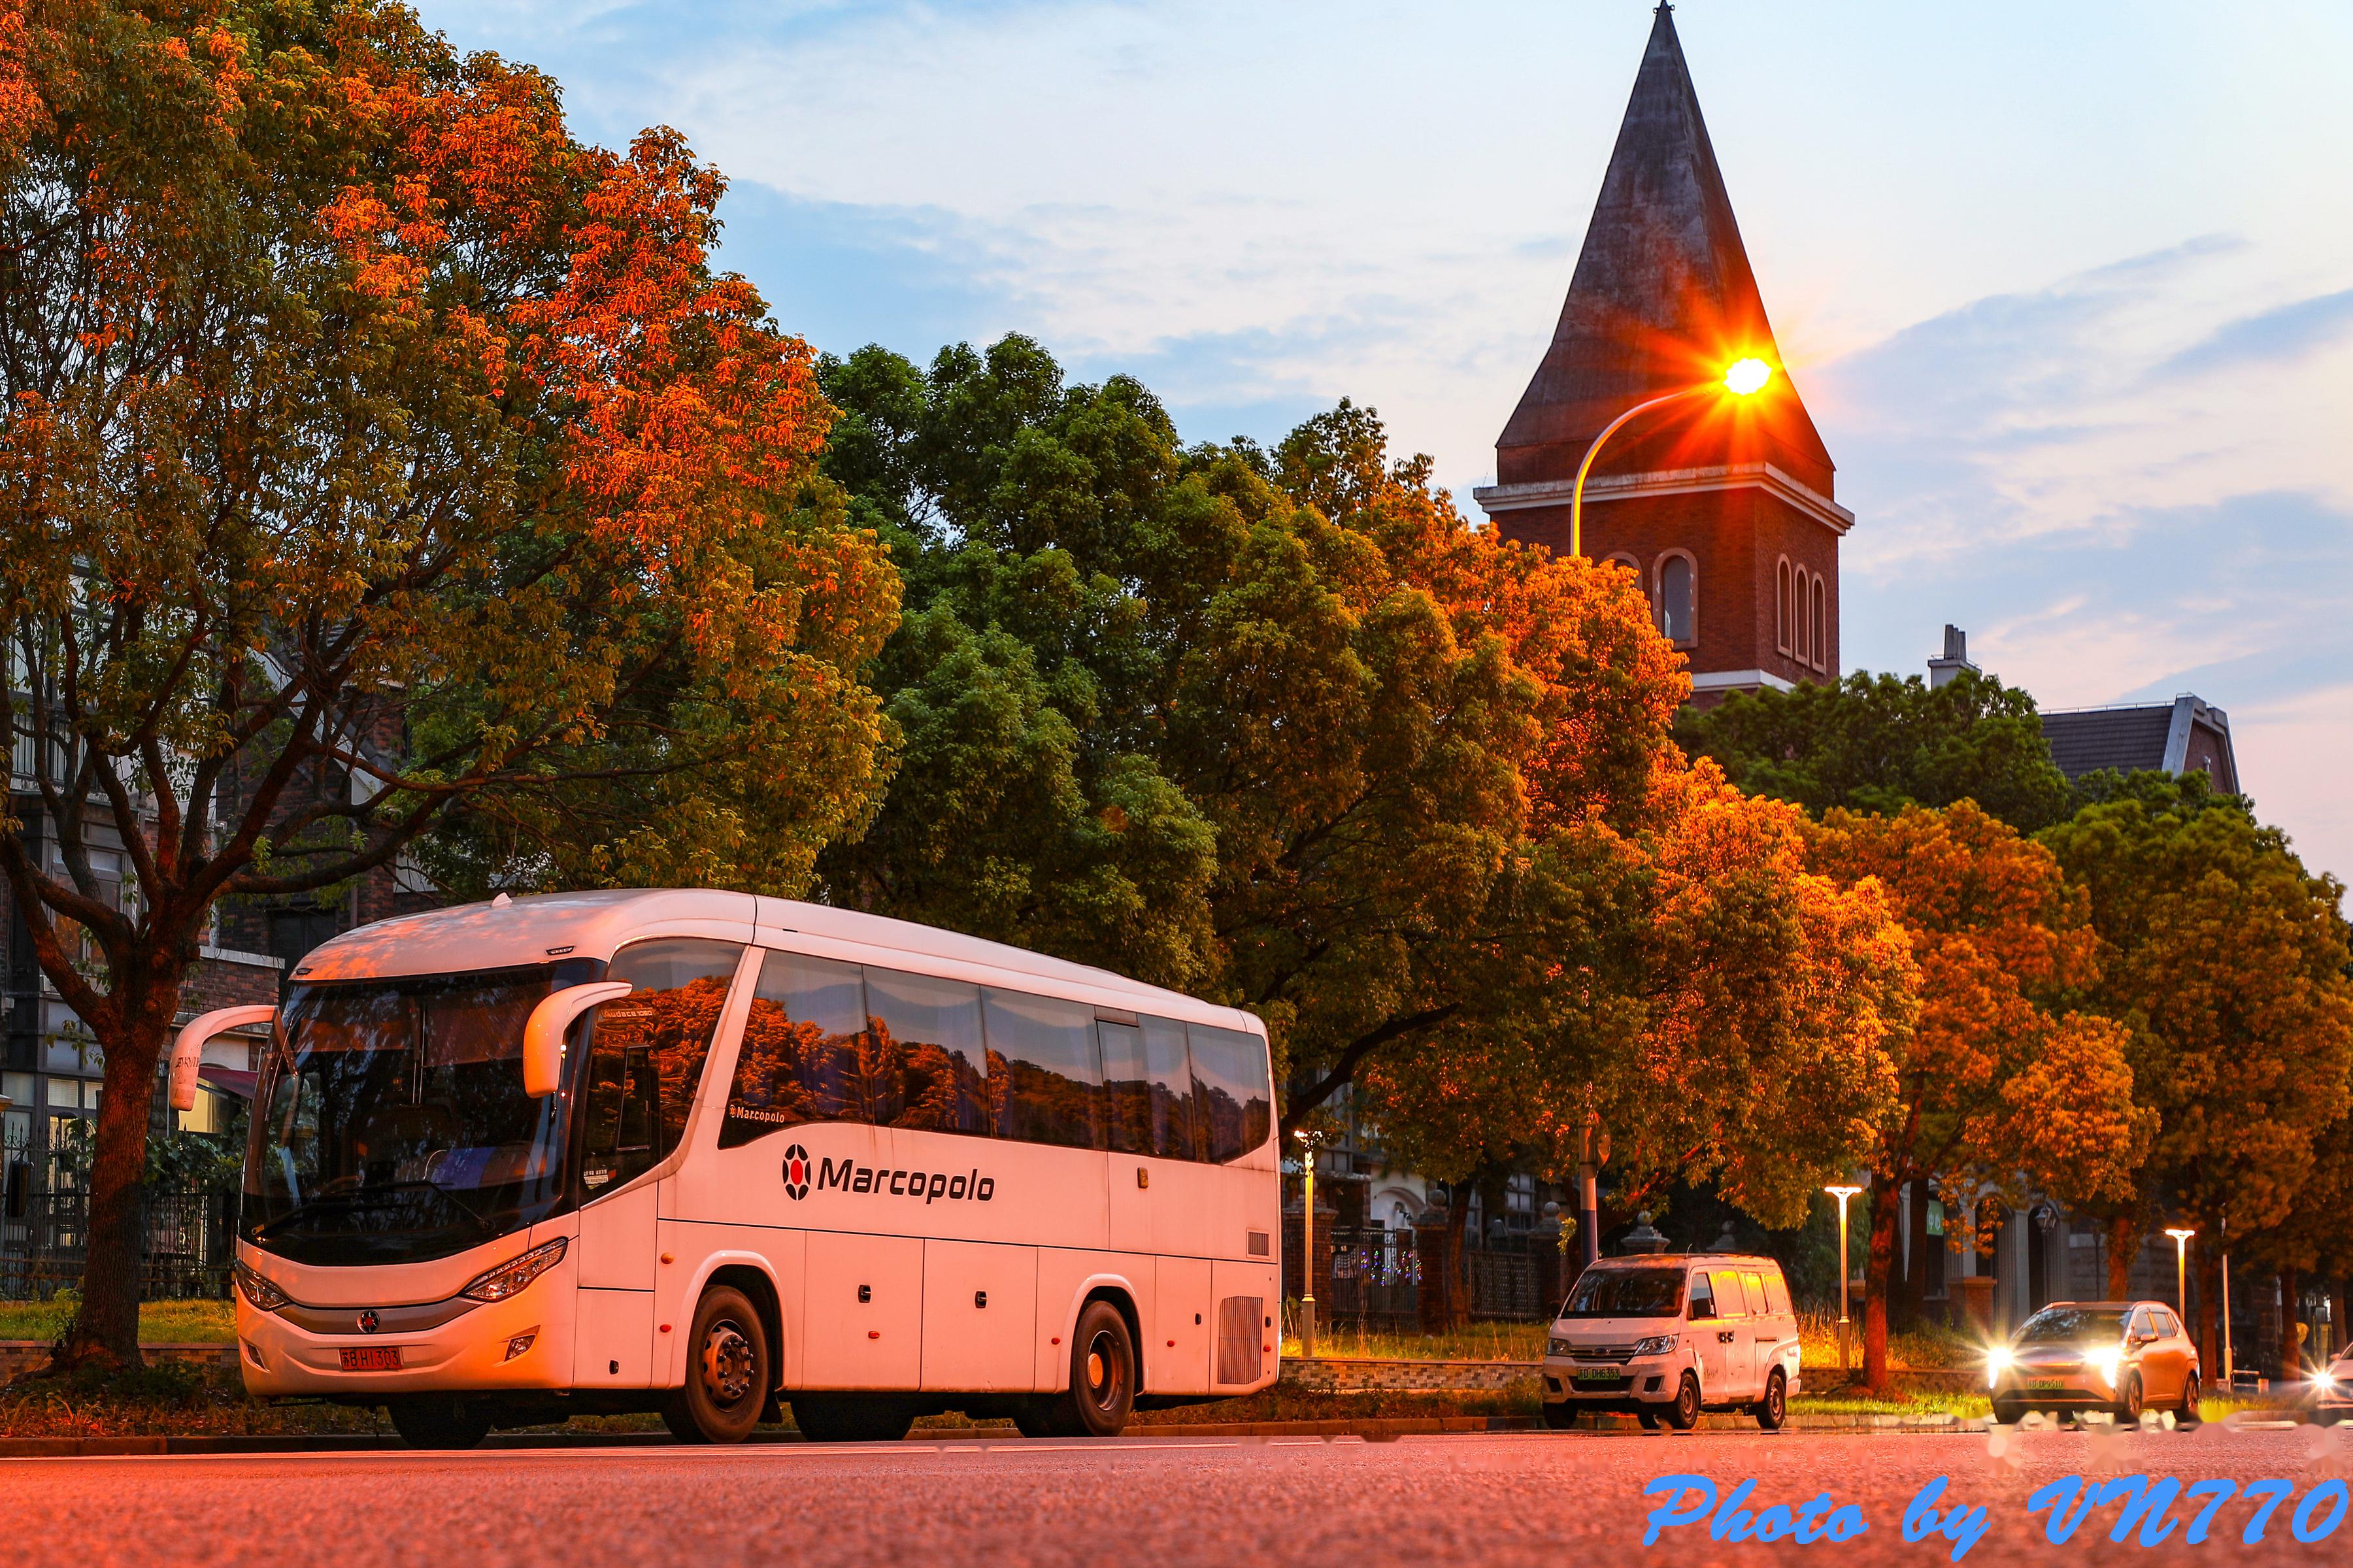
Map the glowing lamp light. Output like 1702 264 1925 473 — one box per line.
1723 358 1773 396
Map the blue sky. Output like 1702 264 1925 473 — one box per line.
419 1 2353 889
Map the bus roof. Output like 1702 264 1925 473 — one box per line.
289 888 1261 1034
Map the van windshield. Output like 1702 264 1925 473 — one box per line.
1562 1267 1685 1318
242 965 584 1267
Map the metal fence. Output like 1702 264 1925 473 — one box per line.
1301 1222 1568 1331
0 1176 239 1301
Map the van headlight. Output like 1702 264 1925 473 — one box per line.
1634 1335 1678 1357
234 1256 290 1312
1547 1337 1573 1357
1986 1347 2012 1388
459 1237 568 1303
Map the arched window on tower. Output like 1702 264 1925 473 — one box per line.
1656 552 1695 647
1776 558 1794 656
1792 567 1811 665
1811 575 1829 672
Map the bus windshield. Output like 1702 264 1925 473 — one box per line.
242 965 580 1267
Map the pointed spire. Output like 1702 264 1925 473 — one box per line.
1497 5 1832 492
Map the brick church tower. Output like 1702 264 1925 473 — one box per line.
1473 5 1848 700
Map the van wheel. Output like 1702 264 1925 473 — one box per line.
661 1285 769 1444
1754 1367 1788 1431
1637 1410 1662 1431
1541 1401 1578 1430
1033 1300 1136 1437
1665 1373 1701 1431
791 1395 914 1443
386 1394 493 1450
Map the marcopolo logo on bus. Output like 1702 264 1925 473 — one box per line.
782 1148 997 1205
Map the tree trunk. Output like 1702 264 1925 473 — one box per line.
1420 1184 1474 1333
1861 1180 1901 1395
2193 1243 2220 1379
2106 1212 2140 1301
51 976 177 1371
2334 1277 2350 1365
2278 1266 2301 1376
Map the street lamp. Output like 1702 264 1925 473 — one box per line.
1293 1129 1326 1359
1825 1184 1863 1378
1569 358 1776 558
2165 1227 2195 1324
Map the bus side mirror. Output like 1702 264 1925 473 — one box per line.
522 982 634 1097
169 1006 278 1112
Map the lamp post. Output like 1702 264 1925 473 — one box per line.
1293 1129 1324 1359
1825 1184 1863 1377
2164 1227 2195 1324
1569 358 1775 558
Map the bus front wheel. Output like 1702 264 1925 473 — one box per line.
1022 1300 1136 1438
387 1394 493 1450
663 1285 771 1444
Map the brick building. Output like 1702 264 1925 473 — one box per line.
1473 3 1850 701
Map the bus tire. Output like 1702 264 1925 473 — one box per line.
387 1394 493 1450
790 1395 914 1443
1036 1299 1137 1437
662 1285 769 1444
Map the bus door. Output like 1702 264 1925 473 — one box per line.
569 939 744 1388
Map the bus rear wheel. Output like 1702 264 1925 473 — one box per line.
387 1394 493 1450
1024 1300 1136 1437
662 1285 769 1444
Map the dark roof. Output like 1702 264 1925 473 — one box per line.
1497 6 1833 492
2040 706 2177 780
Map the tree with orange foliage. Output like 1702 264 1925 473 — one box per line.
0 1 895 1367
1803 803 2146 1393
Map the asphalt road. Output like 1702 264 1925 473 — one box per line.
13 1423 2353 1567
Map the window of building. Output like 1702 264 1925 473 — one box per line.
1792 567 1811 664
1776 558 1793 656
1811 575 1828 671
1656 553 1695 646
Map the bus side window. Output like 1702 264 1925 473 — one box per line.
592 938 744 1182
1100 1020 1151 1156
1186 1024 1271 1163
986 990 1105 1150
865 968 989 1137
1141 1016 1200 1161
720 950 875 1148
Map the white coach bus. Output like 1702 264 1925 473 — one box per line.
180 890 1282 1448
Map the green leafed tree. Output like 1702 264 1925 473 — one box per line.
0 0 893 1368
1677 667 2074 831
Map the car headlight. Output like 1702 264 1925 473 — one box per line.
1634 1335 1679 1357
2088 1348 2123 1387
233 1256 291 1312
1986 1347 2012 1388
459 1237 568 1303
1547 1337 1572 1357
2318 1367 2342 1393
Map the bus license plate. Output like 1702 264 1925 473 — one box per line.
339 1346 403 1372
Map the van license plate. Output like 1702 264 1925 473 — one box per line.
1573 1367 1618 1382
339 1346 402 1371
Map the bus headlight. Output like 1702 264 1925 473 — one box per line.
460 1237 568 1303
234 1257 290 1312
1986 1348 2012 1389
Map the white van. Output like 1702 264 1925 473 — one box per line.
1539 1253 1800 1431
